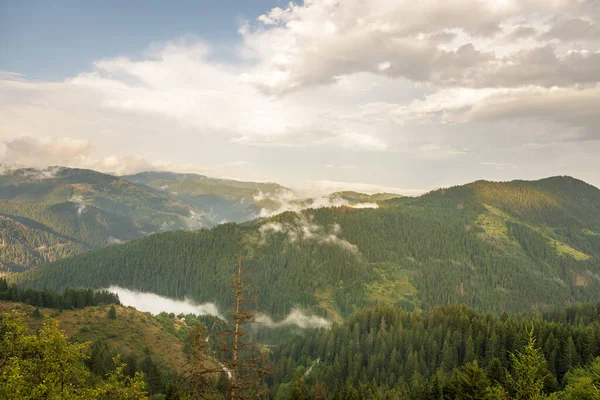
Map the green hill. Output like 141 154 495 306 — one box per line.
123 171 286 223
0 301 189 374
15 176 600 318
0 167 290 271
331 191 402 203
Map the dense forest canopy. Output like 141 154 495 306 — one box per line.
15 176 600 320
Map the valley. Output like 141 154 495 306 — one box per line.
2 169 600 399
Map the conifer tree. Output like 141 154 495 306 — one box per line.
509 326 549 400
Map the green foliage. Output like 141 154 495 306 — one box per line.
269 303 600 399
559 357 600 399
0 311 148 399
108 305 117 320
0 278 121 309
451 360 491 399
87 356 148 400
509 327 549 399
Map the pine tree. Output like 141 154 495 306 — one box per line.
451 360 490 400
31 307 42 319
509 326 549 400
108 305 117 320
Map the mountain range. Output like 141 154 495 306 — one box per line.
0 166 361 272
9 170 600 319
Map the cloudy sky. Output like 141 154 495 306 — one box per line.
1 0 599 194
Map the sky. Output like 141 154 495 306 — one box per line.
1 0 599 194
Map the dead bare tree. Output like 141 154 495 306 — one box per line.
183 254 269 400
221 255 270 400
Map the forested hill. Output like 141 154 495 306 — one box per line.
0 166 289 272
270 302 600 399
16 176 600 319
122 170 286 223
0 166 211 271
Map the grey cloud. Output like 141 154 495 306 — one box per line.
504 25 539 41
462 46 600 88
540 18 600 42
463 86 600 138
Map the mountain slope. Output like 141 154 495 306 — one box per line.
123 171 286 224
0 301 189 374
16 176 600 317
0 166 292 271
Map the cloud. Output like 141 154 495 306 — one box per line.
106 286 224 319
0 135 265 180
503 25 538 41
1 0 600 190
481 162 518 170
255 308 331 329
3 136 91 167
539 18 600 42
260 215 359 254
419 144 468 160
351 203 379 209
107 286 330 330
325 164 358 170
241 0 600 93
254 189 349 217
304 180 423 196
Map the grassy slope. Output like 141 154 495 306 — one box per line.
0 301 188 373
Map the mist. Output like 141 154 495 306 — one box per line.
255 308 332 329
260 215 358 254
106 286 224 319
254 189 349 218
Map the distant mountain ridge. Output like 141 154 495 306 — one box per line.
15 175 600 319
122 170 285 224
0 166 288 271
0 165 403 272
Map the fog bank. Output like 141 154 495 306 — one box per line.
106 286 223 319
255 308 332 329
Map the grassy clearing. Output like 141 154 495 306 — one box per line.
478 204 590 261
477 205 511 238
547 237 590 261
365 264 419 310
314 287 343 324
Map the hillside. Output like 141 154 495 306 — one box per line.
15 176 600 318
0 166 292 272
332 191 402 203
0 301 188 374
123 171 286 224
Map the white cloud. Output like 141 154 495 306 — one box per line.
304 180 423 196
1 0 600 190
107 286 223 319
241 0 600 93
351 203 379 209
2 136 91 167
255 308 331 329
254 189 349 217
325 164 358 170
481 162 518 170
260 215 359 254
420 144 468 160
